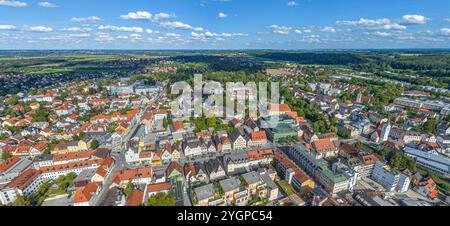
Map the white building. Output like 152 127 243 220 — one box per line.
371 162 410 193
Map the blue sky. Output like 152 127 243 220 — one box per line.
0 0 449 49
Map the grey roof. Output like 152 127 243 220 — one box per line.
260 174 277 190
74 168 97 182
194 183 216 201
33 154 53 162
403 147 450 173
219 177 241 193
224 152 248 165
241 171 262 185
205 159 224 174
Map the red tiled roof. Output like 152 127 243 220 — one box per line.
312 140 336 153
251 131 267 141
125 189 144 206
0 156 21 173
74 182 99 203
147 182 172 193
8 169 41 191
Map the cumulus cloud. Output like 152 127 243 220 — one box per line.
60 27 93 32
38 2 57 8
98 25 144 33
269 25 292 35
0 25 17 30
402 14 429 24
372 31 392 37
120 11 152 20
321 26 336 32
218 12 228 18
336 18 406 30
70 16 102 23
441 28 450 35
159 21 203 31
154 13 175 21
25 26 53 32
0 0 27 7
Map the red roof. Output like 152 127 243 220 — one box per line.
0 156 21 173
8 169 41 191
312 140 336 153
112 167 152 184
74 182 99 203
126 189 144 206
251 131 267 141
147 182 172 193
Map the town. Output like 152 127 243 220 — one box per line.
0 51 449 207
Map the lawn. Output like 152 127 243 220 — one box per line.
277 180 296 196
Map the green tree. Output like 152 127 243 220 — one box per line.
11 195 31 206
423 119 437 133
147 192 175 206
123 181 135 197
1 151 12 161
89 140 100 150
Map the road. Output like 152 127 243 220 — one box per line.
94 89 164 206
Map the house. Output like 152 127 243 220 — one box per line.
125 189 144 206
111 167 153 188
223 152 249 174
0 169 43 205
241 171 267 198
273 150 315 194
311 140 338 159
147 182 172 197
219 177 248 206
184 162 209 183
249 131 267 147
166 162 184 182
40 158 104 180
73 182 101 206
230 129 247 150
417 178 438 199
204 159 227 181
193 183 217 206
183 137 208 158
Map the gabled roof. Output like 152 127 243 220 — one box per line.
147 182 172 193
166 161 183 176
73 182 99 203
125 189 144 206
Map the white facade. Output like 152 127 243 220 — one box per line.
371 162 410 193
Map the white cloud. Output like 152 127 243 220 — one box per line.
159 21 203 31
441 28 450 35
25 26 53 32
60 27 93 32
402 14 429 24
269 25 292 35
445 18 450 23
0 0 27 7
336 18 406 30
321 26 336 32
120 11 152 20
287 1 298 7
0 25 17 30
218 12 228 18
294 29 302 34
70 16 102 23
372 31 392 37
145 29 153 34
98 25 144 33
38 2 57 8
154 13 175 21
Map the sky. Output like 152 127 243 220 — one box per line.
0 0 449 49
